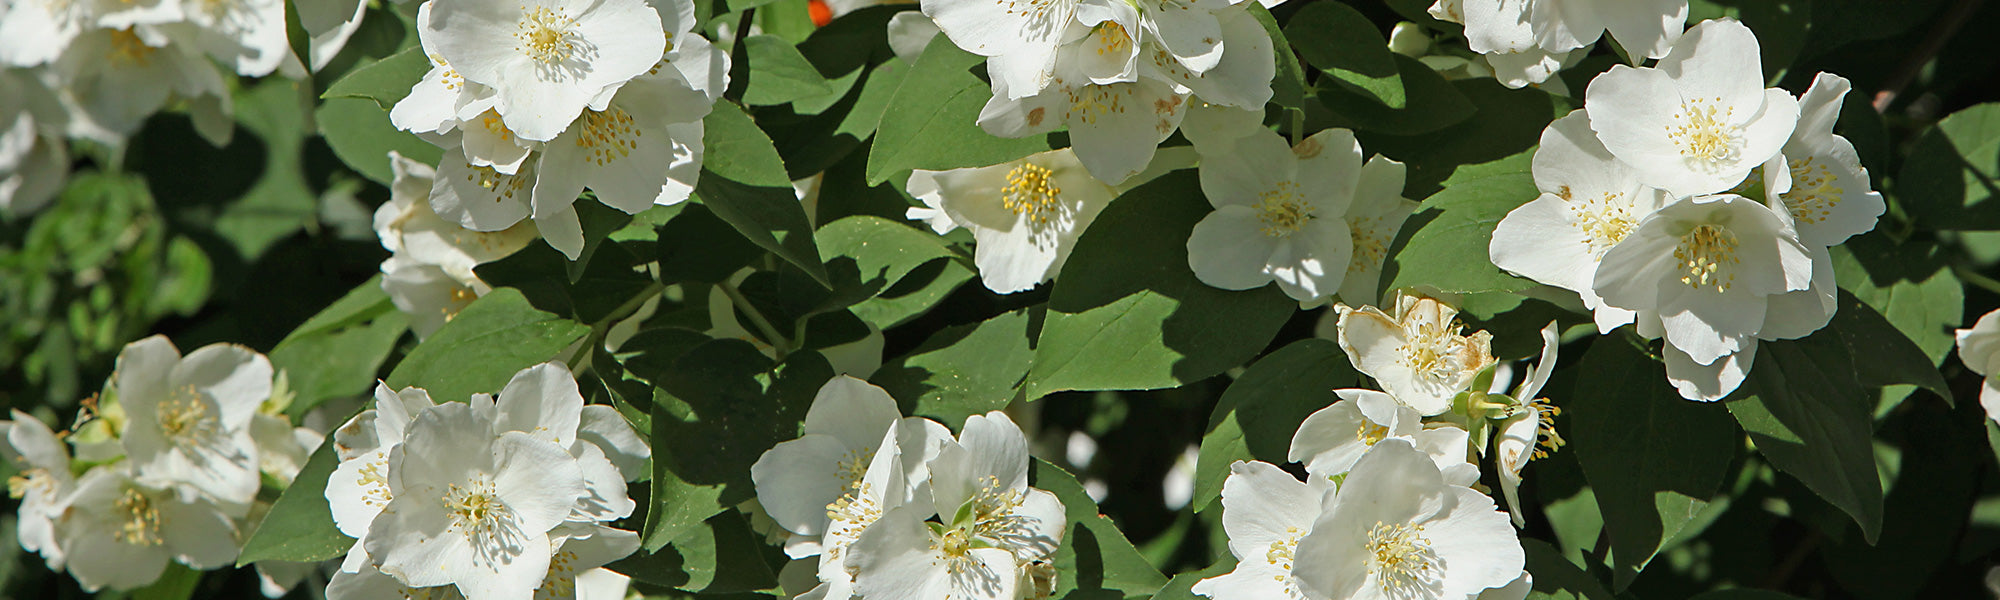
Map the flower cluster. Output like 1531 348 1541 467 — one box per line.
1489 18 1883 400
1426 0 1688 88
921 0 1282 183
1196 293 1556 600
374 151 540 338
1185 125 1418 307
323 361 650 600
1 335 323 592
754 376 1067 600
390 0 725 259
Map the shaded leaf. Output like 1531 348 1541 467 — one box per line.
1192 338 1357 513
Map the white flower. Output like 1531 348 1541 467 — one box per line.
1291 438 1523 600
394 4 501 137
1288 390 1476 485
362 402 586 600
801 420 934 600
1583 18 1799 197
1187 128 1362 304
1490 109 1672 333
376 151 539 284
1428 0 1686 87
906 148 1118 294
1958 309 2000 424
50 26 231 140
55 467 241 591
1140 7 1275 110
421 0 667 142
1493 323 1562 526
0 69 70 216
250 412 319 486
847 411 1067 600
112 335 271 515
473 362 646 524
528 46 719 258
919 0 1096 98
383 256 486 339
1337 158 1417 309
752 376 948 554
327 382 436 573
977 38 1191 185
1766 72 1884 248
4 409 76 570
181 0 291 76
329 523 637 600
1591 194 1812 376
1190 460 1334 600
1334 294 1497 416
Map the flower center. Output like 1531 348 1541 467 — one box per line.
1349 215 1390 276
574 107 640 166
159 386 221 450
1366 522 1439 599
7 468 54 500
1003 163 1063 224
357 451 393 508
1065 82 1130 125
1255 181 1312 237
464 163 530 202
1568 191 1636 254
107 28 155 66
1529 398 1565 460
428 53 464 91
1673 224 1740 292
1264 528 1312 592
1092 21 1130 57
536 549 581 599
1398 317 1467 390
115 488 163 546
1667 97 1743 171
823 481 881 561
443 478 524 566
1781 157 1843 225
938 526 973 558
1355 421 1389 446
515 5 578 64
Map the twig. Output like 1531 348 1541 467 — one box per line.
1873 0 1985 112
718 280 793 357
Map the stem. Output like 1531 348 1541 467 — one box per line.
722 7 756 103
1289 108 1305 146
1873 0 1985 112
1956 265 2000 295
568 281 667 372
718 280 793 357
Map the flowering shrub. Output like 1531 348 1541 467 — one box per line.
1 0 1998 597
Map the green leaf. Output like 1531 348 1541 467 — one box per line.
849 258 975 329
128 563 202 600
1732 326 1885 544
236 435 349 565
1382 150 1538 294
1246 4 1307 112
383 288 590 403
643 346 830 550
699 102 830 285
1149 559 1235 600
815 215 961 307
1314 53 1476 135
1831 237 1963 363
873 308 1039 427
613 510 781 593
316 96 442 186
269 280 409 419
1286 1 1402 108
741 35 834 106
1357 80 1557 195
1192 338 1358 512
1820 397 1982 597
320 46 428 108
703 100 793 187
656 204 766 284
1826 290 1950 401
1024 171 1296 398
1687 591 1809 600
1897 102 2000 230
1521 538 1614 600
865 36 1055 185
1032 459 1169 598
1567 335 1738 589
